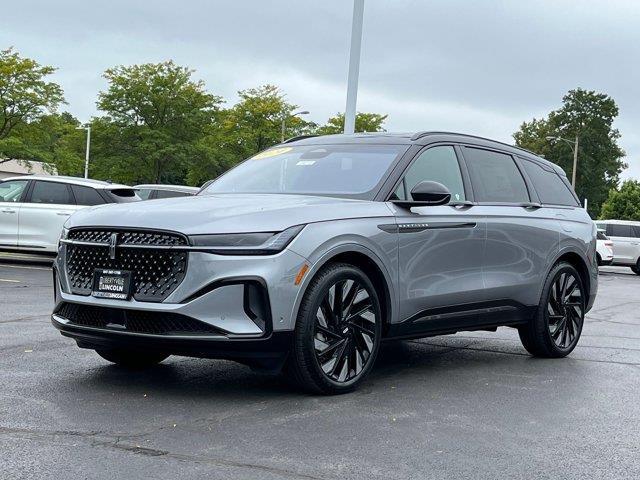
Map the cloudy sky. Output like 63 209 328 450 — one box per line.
2 0 638 177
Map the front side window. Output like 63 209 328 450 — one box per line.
202 144 408 200
30 181 72 205
71 185 106 206
520 158 578 206
464 147 529 203
393 146 465 202
0 180 28 203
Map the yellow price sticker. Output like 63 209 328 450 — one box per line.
251 147 293 160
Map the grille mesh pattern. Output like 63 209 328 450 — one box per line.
68 229 188 246
65 229 188 302
56 303 221 335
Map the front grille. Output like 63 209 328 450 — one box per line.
68 229 187 246
65 229 188 303
56 302 222 336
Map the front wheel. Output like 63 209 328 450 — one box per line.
286 263 382 394
518 262 585 358
631 262 640 275
95 348 169 368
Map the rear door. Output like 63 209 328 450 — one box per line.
461 147 560 319
19 180 80 252
605 224 638 264
391 145 487 330
0 179 30 248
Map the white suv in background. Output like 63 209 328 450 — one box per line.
0 176 139 254
595 220 640 274
596 230 613 266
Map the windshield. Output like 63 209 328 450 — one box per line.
202 144 408 199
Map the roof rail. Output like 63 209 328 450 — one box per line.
282 134 319 144
410 131 540 157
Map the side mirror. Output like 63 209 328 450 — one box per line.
393 181 451 208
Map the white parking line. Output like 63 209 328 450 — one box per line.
0 278 20 283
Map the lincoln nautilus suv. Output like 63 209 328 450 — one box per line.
52 132 597 394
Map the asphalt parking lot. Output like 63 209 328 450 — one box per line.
1 261 639 479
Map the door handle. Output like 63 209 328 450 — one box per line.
1 209 15 214
56 211 71 216
450 201 474 209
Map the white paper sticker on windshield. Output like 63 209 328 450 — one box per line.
296 160 316 166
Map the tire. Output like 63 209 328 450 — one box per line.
286 263 383 394
518 262 585 358
596 253 602 266
631 262 640 275
95 348 169 368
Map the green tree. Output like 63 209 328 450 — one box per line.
317 112 388 135
0 47 65 164
514 88 626 217
600 180 640 221
94 60 222 183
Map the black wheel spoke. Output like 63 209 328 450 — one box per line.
547 270 583 349
313 277 378 383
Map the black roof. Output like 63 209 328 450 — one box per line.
285 131 563 175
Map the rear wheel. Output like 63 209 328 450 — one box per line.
286 263 382 394
519 262 585 358
596 253 602 266
95 348 169 368
631 262 640 275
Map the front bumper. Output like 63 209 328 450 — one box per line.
51 313 292 368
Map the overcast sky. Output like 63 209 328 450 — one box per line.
2 0 638 178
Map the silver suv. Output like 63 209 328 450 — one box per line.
52 132 598 394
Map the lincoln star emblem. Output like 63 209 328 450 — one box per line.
109 233 118 260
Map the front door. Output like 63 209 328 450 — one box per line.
391 145 486 332
0 179 29 248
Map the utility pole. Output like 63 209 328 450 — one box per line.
571 134 579 188
344 0 365 134
76 124 91 179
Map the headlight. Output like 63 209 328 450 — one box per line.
189 225 305 255
60 227 69 240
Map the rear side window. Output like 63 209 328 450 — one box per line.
520 159 578 206
30 181 73 205
137 188 152 200
155 189 191 199
71 185 106 206
607 224 634 238
463 148 529 203
596 231 608 240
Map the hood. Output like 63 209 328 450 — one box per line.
66 194 393 234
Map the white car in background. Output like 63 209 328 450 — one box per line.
596 230 613 266
0 176 139 254
595 220 640 274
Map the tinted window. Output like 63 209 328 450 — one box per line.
464 148 529 203
596 231 608 240
30 181 72 205
71 185 105 206
394 146 465 202
0 180 28 203
607 224 633 238
521 159 578 206
155 189 191 199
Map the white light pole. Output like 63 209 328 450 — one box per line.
76 124 91 179
344 0 365 134
546 134 579 187
281 110 309 142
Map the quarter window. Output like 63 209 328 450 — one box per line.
30 181 72 205
463 148 529 203
71 185 106 206
393 146 465 202
520 158 578 206
155 189 190 199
